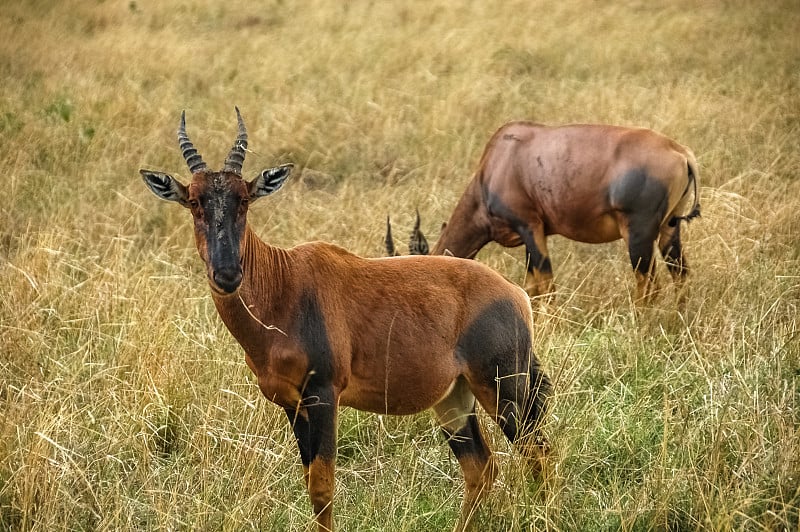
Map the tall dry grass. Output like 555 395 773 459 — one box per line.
1 0 798 530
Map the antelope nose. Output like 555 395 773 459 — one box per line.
213 267 243 293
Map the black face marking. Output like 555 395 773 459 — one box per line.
199 175 247 293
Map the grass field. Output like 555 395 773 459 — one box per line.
1 0 798 530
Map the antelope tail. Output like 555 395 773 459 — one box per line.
669 156 701 227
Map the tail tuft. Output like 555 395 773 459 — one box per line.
668 204 701 227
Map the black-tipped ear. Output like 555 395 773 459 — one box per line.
248 163 293 201
140 169 189 207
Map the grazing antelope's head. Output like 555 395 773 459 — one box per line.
140 108 293 295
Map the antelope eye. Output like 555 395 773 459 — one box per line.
189 199 200 209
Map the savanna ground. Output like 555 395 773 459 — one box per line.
1 1 798 530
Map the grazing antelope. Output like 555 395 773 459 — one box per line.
140 109 552 531
404 121 700 303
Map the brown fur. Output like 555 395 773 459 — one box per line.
140 110 552 532
217 228 534 415
432 121 700 303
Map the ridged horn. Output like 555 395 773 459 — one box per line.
409 208 429 255
177 110 207 174
223 106 248 175
385 216 398 257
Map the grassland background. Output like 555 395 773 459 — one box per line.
1 0 798 530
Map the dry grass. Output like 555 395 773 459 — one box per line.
1 0 798 530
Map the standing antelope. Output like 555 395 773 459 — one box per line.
140 109 551 531
395 121 700 303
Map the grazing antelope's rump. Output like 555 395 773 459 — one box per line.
140 109 551 532
410 121 700 303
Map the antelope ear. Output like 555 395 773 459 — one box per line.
140 169 189 207
248 163 293 201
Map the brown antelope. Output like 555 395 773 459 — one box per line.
393 121 700 303
140 109 552 531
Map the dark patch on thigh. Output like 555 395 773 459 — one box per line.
294 290 335 386
611 169 668 274
609 168 669 221
456 299 532 379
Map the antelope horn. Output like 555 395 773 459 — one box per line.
177 110 207 174
385 216 398 257
413 208 422 234
409 208 430 255
223 106 248 175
